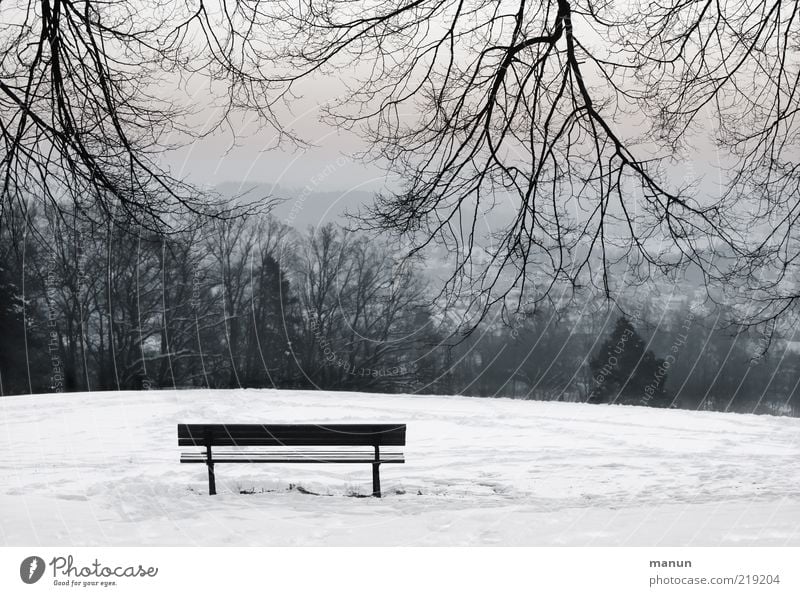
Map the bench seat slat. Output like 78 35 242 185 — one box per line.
180 451 404 456
177 423 406 446
180 458 405 464
179 453 405 456
180 451 405 464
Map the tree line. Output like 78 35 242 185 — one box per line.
440 307 800 416
0 207 438 394
1 205 799 417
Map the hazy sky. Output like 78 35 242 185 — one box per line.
167 114 388 192
158 17 729 227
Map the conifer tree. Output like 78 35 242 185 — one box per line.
589 317 670 407
0 266 27 395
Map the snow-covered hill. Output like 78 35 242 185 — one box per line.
1 389 798 545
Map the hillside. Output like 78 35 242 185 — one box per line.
1 389 798 545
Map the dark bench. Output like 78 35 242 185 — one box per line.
178 423 406 497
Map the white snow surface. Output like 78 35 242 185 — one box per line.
1 389 799 546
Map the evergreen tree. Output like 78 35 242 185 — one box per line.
244 253 300 387
0 266 28 394
588 316 670 407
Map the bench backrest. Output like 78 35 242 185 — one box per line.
177 423 406 447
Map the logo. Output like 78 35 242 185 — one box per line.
20 556 46 584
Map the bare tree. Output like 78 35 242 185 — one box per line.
0 0 260 230
184 0 798 325
293 224 426 390
2 0 798 324
205 217 259 386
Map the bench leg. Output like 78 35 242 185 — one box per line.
207 462 216 495
372 463 381 497
372 445 381 497
206 444 216 495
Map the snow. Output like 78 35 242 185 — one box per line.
1 389 799 546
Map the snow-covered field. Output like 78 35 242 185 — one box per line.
1 389 798 546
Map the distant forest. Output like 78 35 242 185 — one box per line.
1 205 798 417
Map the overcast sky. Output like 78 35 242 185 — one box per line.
158 20 730 229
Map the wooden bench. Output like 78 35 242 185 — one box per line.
178 423 406 497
